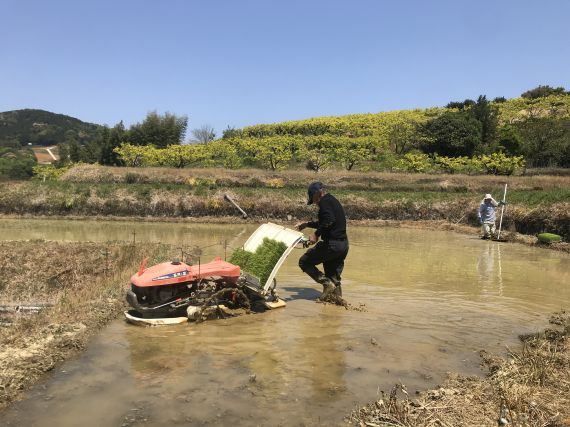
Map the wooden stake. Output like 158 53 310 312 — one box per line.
497 184 508 240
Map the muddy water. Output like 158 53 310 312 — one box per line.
1 219 569 426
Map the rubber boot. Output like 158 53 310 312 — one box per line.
330 276 342 297
316 275 335 301
320 282 335 300
333 285 342 297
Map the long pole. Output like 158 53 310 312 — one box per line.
497 184 508 240
224 194 248 219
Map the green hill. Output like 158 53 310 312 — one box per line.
234 95 570 138
223 94 570 168
0 109 101 147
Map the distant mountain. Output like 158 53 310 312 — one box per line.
0 109 101 147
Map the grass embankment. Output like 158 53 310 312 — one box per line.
1 165 569 239
349 311 570 427
0 240 179 409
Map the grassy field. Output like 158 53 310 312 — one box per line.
1 165 569 239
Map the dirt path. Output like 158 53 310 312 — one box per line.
45 146 57 161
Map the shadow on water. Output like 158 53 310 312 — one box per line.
281 286 321 301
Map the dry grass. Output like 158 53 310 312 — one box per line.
61 164 570 192
0 240 180 409
349 311 570 427
2 164 569 241
0 179 568 240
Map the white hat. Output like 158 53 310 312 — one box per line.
484 193 493 199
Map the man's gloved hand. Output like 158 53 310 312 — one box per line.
498 201 507 206
308 232 318 245
295 222 307 231
478 218 483 225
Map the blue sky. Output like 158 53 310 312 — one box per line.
2 0 569 137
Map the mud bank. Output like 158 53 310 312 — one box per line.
0 241 174 409
349 311 570 427
1 182 569 240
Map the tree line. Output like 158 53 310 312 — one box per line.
44 85 570 172
56 112 217 167
110 135 527 175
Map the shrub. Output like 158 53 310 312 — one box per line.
266 178 285 188
0 148 37 180
248 177 264 187
477 153 525 175
395 153 434 173
113 143 160 167
537 233 562 244
124 172 148 184
202 140 242 169
195 178 216 188
32 164 70 181
395 153 524 175
434 156 470 174
375 151 399 171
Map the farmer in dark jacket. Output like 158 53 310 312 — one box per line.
296 182 349 300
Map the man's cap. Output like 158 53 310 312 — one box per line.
307 182 324 205
484 193 493 200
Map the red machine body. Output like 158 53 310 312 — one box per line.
127 257 243 319
130 257 240 287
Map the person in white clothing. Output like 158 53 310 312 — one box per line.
477 193 506 239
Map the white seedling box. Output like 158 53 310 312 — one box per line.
242 222 305 294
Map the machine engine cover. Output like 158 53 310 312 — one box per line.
131 257 240 288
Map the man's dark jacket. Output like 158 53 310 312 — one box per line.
307 194 347 241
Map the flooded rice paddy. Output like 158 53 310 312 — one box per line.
0 219 569 426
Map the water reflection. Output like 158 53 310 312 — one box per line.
120 309 351 425
0 218 252 253
300 311 347 402
477 242 507 297
477 243 496 283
